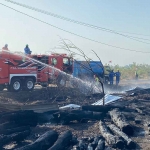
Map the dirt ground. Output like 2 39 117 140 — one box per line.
1 81 150 149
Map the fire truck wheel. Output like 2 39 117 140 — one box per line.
24 78 35 91
10 79 22 92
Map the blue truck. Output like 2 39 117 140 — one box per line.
72 61 111 83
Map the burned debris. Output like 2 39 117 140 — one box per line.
108 124 136 149
0 91 140 150
109 109 134 136
1 82 150 149
99 121 124 149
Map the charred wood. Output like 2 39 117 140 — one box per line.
70 136 78 145
93 112 104 120
38 111 58 123
109 109 134 136
53 110 105 125
87 143 93 150
78 139 87 150
99 121 124 149
95 139 105 150
82 105 125 113
15 130 58 150
90 136 102 149
108 124 136 149
0 130 30 148
0 110 38 127
135 108 143 114
135 117 142 124
143 117 150 135
72 145 80 150
0 126 30 135
0 110 36 122
105 147 115 150
48 130 72 150
148 125 150 135
88 137 94 143
0 122 20 132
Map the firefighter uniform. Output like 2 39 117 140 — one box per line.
109 70 115 85
24 45 31 55
115 70 121 85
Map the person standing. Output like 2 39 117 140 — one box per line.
109 70 115 85
94 74 99 86
115 70 121 85
2 44 9 51
24 44 32 55
135 71 138 80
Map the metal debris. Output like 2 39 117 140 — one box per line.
92 94 122 105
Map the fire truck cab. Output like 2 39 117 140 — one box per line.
31 53 73 87
31 53 73 74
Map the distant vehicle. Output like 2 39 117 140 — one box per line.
0 52 111 92
73 61 111 83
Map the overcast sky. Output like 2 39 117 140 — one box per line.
0 0 150 66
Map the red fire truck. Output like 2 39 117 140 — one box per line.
0 51 73 92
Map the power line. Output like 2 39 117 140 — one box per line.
4 0 150 43
115 31 150 37
0 2 150 54
4 0 150 44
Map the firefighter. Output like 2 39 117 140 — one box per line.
2 44 9 51
109 70 115 85
24 44 32 55
94 74 99 86
115 70 121 85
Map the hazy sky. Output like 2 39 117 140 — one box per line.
0 0 150 66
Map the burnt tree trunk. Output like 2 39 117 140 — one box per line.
48 130 72 150
0 110 38 127
15 130 58 150
0 122 21 132
95 139 105 150
109 109 134 136
53 110 105 125
108 124 136 149
90 136 102 149
0 126 30 135
0 130 30 148
82 105 125 113
99 121 124 149
144 118 150 135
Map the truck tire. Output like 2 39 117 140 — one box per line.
10 78 22 92
24 78 35 91
0 85 4 91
